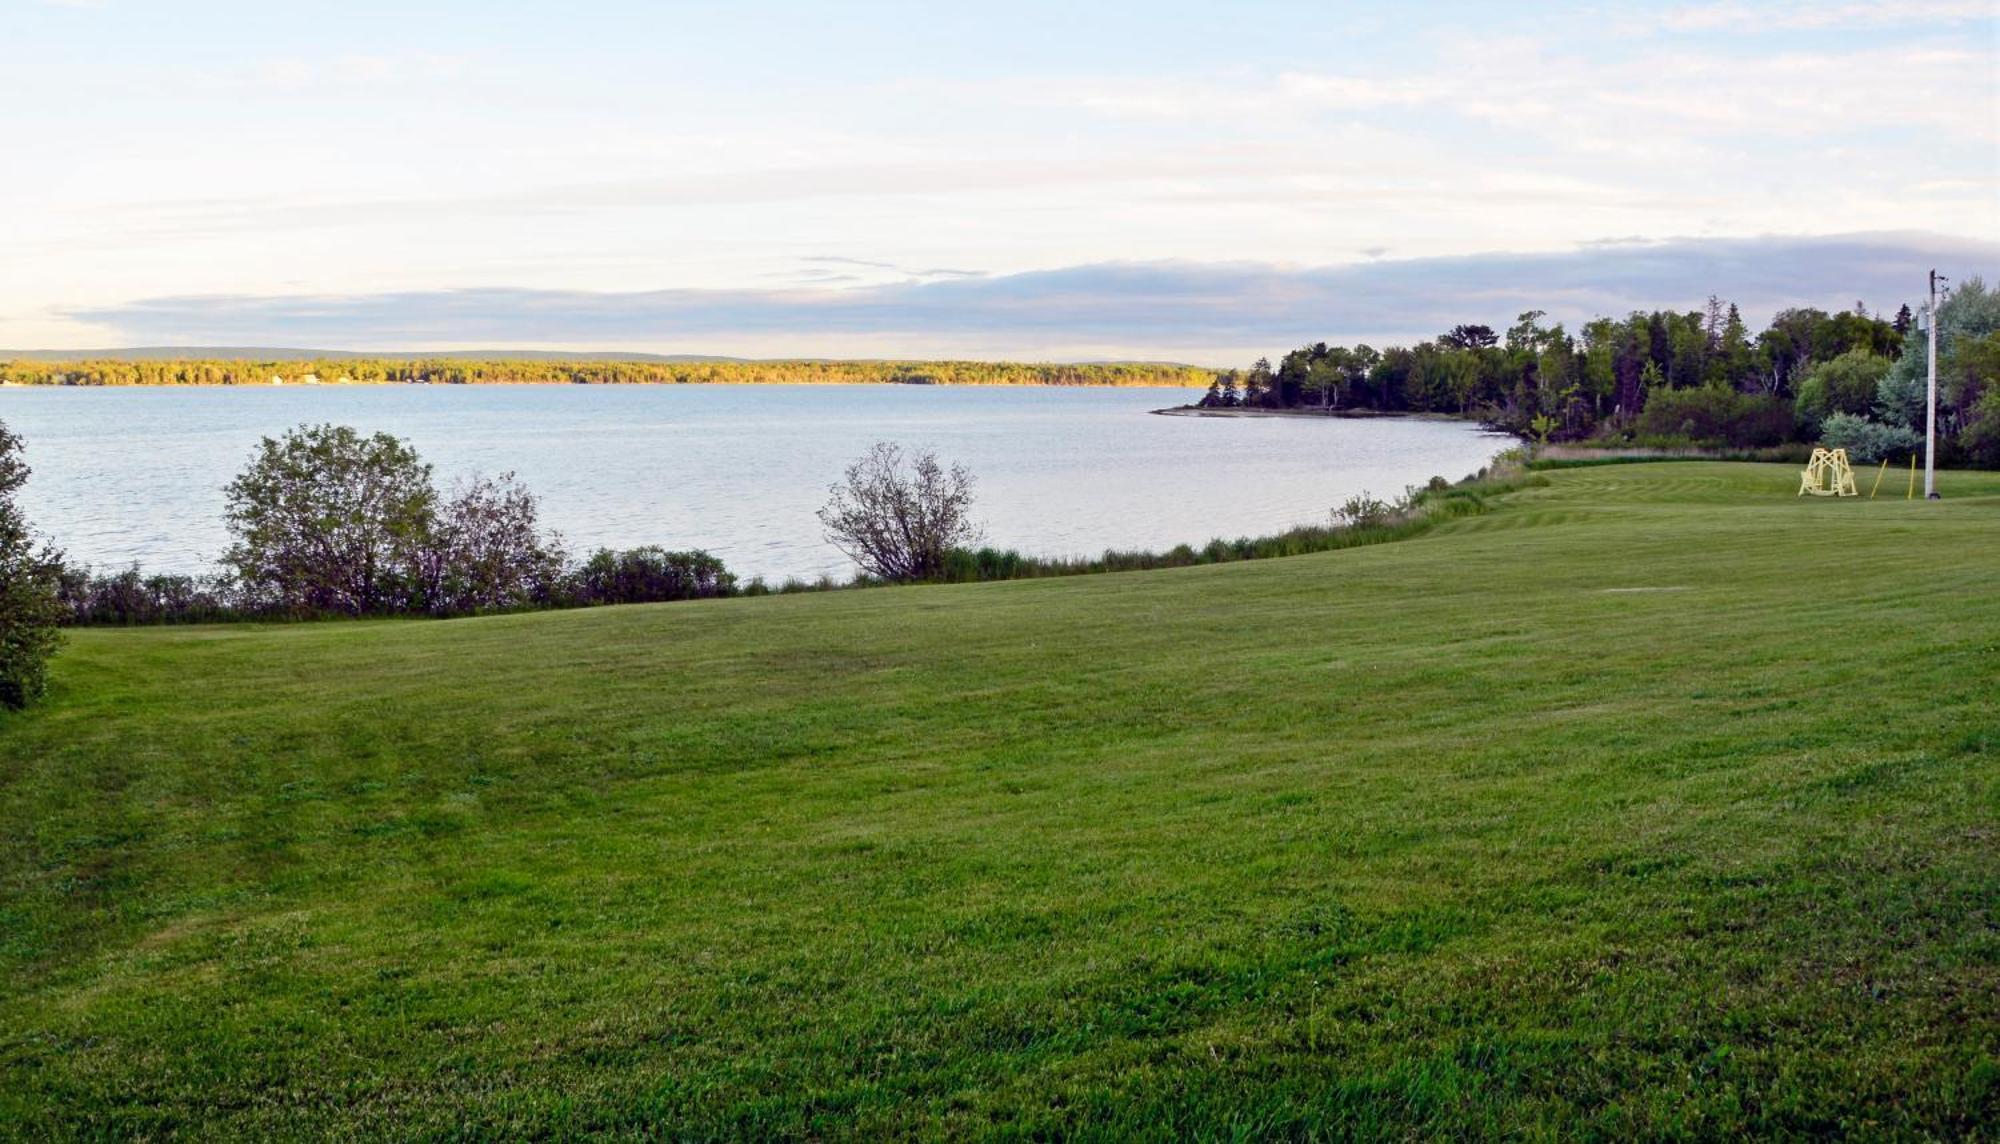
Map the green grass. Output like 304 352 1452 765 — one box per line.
3 462 1997 1139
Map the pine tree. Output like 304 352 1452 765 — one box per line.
1241 358 1274 407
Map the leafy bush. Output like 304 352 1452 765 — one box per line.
819 443 981 581
1636 386 1795 447
55 566 240 625
1794 349 1891 436
1818 413 1923 464
0 422 64 708
419 473 567 615
1332 494 1396 528
565 548 735 606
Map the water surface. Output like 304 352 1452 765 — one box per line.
0 385 1507 582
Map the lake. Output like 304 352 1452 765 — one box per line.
0 385 1509 583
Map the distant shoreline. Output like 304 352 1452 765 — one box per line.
1150 405 1479 422
0 378 1209 391
0 358 1215 391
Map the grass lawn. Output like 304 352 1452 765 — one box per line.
2 462 1997 1139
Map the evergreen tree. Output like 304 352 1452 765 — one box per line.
1241 358 1274 407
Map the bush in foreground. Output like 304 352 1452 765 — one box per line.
0 422 64 708
224 424 570 617
819 442 982 581
564 547 736 606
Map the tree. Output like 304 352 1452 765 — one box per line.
1439 324 1497 350
1794 348 1892 436
1216 370 1240 406
1241 358 1275 407
1199 371 1240 408
1345 345 1383 406
1304 354 1343 409
1878 276 1999 436
1712 303 1754 388
420 473 567 615
1820 412 1922 464
0 422 64 709
222 424 438 615
818 443 981 581
1275 346 1318 407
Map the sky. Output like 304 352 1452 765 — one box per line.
5 0 1997 363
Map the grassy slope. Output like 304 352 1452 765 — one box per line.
2 463 1996 1139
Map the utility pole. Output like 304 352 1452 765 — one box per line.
1925 270 1946 500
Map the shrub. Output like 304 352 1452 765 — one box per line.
54 566 241 626
1794 349 1891 436
1332 494 1395 528
1635 386 1795 448
0 422 64 708
565 547 735 605
1818 412 1923 464
819 443 981 581
420 473 567 615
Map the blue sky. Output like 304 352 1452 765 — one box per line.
6 0 1996 361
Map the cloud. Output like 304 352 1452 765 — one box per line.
1048 38 1996 151
64 233 1996 360
801 256 986 280
1657 1 1994 31
205 52 469 93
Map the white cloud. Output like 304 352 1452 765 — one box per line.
1659 1 1995 32
1052 39 1994 147
224 52 470 93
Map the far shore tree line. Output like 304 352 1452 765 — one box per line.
1198 276 2000 468
0 358 1211 389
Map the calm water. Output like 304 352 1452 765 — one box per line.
0 385 1506 583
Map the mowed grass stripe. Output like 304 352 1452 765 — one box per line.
1 462 1996 1138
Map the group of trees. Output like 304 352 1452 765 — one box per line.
216 425 572 616
10 422 736 641
1199 278 2000 465
0 358 1211 389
